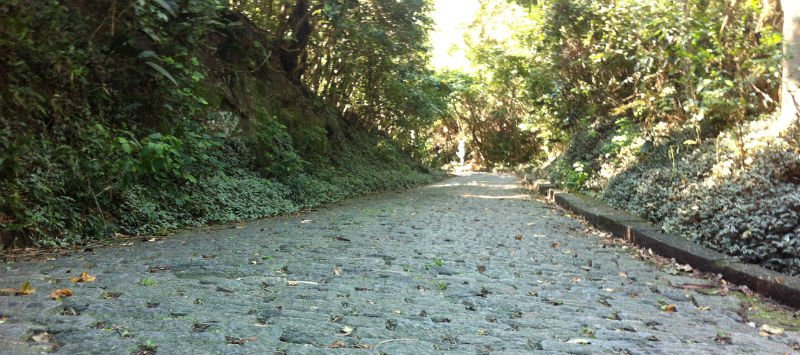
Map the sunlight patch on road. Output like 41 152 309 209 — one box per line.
427 182 465 188
461 194 530 200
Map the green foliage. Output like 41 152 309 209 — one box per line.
458 0 780 172
0 0 442 247
499 0 794 274
248 115 307 178
434 281 448 291
230 0 448 157
563 161 590 191
433 69 543 167
139 277 158 287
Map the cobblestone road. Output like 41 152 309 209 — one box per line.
1 173 798 354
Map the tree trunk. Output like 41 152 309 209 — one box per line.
781 0 800 125
278 0 312 83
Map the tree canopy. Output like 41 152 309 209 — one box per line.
2 0 799 274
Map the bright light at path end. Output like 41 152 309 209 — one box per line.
429 0 480 72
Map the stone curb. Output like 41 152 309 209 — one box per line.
527 179 800 308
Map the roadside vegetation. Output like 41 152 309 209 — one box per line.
449 0 798 275
0 1 444 248
2 0 798 277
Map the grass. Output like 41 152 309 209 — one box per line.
735 292 800 331
139 277 158 287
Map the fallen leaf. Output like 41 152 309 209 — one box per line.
551 242 560 248
515 234 524 241
286 280 319 286
476 265 486 273
736 285 754 297
661 304 677 313
674 283 716 290
148 266 169 273
759 324 784 336
18 282 35 295
714 333 732 344
102 291 122 299
328 340 347 348
225 335 251 345
566 338 591 345
69 272 96 283
31 332 53 343
50 288 73 300
340 326 354 336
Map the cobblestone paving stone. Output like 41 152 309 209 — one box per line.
1 173 799 354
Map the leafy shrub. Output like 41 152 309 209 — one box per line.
600 120 800 275
0 1 442 247
188 173 296 223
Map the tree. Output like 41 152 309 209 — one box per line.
277 0 313 83
782 0 800 125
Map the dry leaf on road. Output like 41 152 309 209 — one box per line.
287 280 319 286
31 332 53 343
69 272 96 283
661 304 677 313
0 282 35 296
50 289 73 300
18 281 35 295
328 340 346 348
759 324 784 336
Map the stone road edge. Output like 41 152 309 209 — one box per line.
523 178 800 308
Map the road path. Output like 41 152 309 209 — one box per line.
1 173 798 354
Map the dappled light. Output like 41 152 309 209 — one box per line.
2 0 800 353
429 0 799 276
0 0 796 273
461 194 531 200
